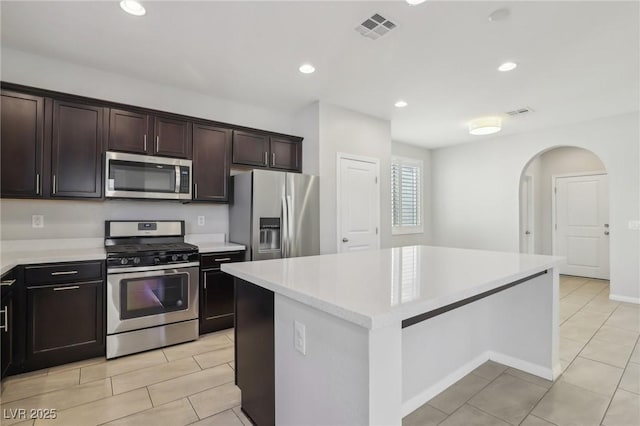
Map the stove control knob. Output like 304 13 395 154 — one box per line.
171 254 178 262
120 258 128 265
154 257 160 264
182 254 189 261
133 257 141 265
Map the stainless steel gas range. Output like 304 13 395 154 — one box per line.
105 220 199 359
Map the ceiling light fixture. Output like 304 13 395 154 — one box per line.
298 63 315 74
406 0 427 5
468 117 502 136
498 62 518 72
488 8 510 22
394 100 408 108
120 0 146 16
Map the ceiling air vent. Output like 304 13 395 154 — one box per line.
355 13 397 40
506 107 534 117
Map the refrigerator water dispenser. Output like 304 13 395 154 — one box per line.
259 217 281 252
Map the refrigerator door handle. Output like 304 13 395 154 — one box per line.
286 195 294 257
281 196 288 258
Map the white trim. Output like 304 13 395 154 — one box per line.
391 156 424 235
401 351 554 417
551 171 608 257
610 294 640 304
336 152 381 253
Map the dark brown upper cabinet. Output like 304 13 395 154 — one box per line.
232 130 269 168
1 90 45 198
193 124 231 202
154 116 191 159
108 109 191 159
51 100 103 198
108 109 151 155
269 136 302 172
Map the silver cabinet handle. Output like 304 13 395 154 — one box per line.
53 285 79 291
264 152 268 165
156 135 160 152
0 306 7 333
143 134 147 152
194 183 198 199
1 279 16 287
342 238 349 243
272 152 276 165
203 273 207 290
52 174 57 194
51 270 78 276
36 173 40 195
214 257 231 262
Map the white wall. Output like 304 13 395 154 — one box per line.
294 102 320 177
1 48 295 135
0 199 228 240
523 147 606 255
391 142 432 247
317 103 392 254
431 112 640 301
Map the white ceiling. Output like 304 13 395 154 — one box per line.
1 1 638 148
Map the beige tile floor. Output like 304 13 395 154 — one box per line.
1 276 638 425
404 275 640 426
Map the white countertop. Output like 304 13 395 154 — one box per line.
222 245 564 329
1 235 245 275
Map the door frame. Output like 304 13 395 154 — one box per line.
551 170 607 257
520 175 535 253
336 152 381 253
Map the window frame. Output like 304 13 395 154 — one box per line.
391 156 424 235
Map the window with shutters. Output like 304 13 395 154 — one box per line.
391 156 423 235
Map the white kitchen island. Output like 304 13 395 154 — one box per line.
222 245 564 426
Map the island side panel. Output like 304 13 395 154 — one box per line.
274 293 403 426
235 278 275 426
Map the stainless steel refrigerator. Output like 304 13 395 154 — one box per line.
229 170 319 260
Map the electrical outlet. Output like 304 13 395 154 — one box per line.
294 320 306 355
32 215 44 228
629 220 640 231
197 216 205 226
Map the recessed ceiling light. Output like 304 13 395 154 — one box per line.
394 100 408 108
298 63 315 74
488 8 510 22
406 0 427 5
498 62 518 72
120 0 146 16
468 117 502 136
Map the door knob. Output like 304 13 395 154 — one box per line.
342 238 349 243
604 231 610 235
525 231 531 235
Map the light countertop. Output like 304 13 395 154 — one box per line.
1 235 245 275
222 245 564 329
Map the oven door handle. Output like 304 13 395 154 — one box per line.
107 262 200 275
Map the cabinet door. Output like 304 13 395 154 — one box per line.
108 109 151 154
52 100 103 198
27 281 104 369
1 91 44 198
154 116 191 159
193 124 231 202
200 270 234 334
270 137 302 172
232 130 269 167
1 291 13 378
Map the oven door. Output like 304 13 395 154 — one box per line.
107 266 198 334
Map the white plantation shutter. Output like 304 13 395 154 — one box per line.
391 157 422 232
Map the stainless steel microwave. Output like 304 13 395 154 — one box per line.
105 151 192 200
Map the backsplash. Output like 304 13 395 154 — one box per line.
0 199 229 240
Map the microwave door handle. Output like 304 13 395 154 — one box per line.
175 166 181 193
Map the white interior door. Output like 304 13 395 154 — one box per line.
555 174 609 279
337 154 380 252
520 176 535 254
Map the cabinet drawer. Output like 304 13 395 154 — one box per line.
200 252 245 270
25 261 103 285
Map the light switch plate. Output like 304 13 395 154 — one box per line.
629 220 640 231
294 320 306 355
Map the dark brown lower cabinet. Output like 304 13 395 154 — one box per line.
235 278 275 426
26 280 104 369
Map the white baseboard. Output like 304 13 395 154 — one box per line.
610 294 640 304
401 352 489 417
402 351 554 417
